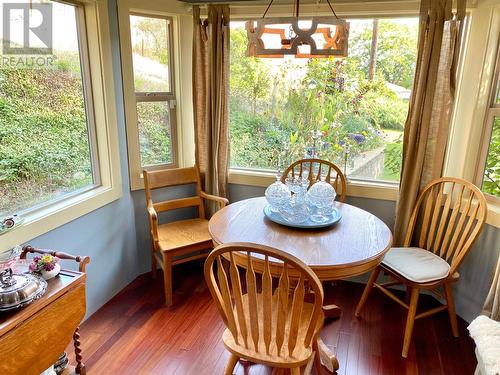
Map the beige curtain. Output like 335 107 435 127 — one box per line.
193 5 230 215
482 254 500 321
393 0 466 245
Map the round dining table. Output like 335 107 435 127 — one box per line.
208 196 393 371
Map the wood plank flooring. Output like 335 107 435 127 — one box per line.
69 263 477 375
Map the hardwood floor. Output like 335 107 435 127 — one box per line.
69 263 477 375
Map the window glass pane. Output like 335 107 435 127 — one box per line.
0 1 95 217
130 15 170 93
482 117 500 197
229 18 418 183
136 101 173 166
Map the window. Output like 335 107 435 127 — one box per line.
229 18 419 183
0 1 98 218
477 44 500 198
129 14 176 168
0 0 122 252
120 11 178 191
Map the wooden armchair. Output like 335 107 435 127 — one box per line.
281 158 347 202
204 242 325 375
355 177 487 357
144 166 228 306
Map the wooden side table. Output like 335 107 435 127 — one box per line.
0 246 90 375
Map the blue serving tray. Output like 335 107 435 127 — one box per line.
263 205 342 229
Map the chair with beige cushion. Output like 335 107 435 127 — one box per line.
204 242 325 375
144 166 228 306
355 177 487 357
281 158 347 202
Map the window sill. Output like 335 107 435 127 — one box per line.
485 202 500 229
0 185 122 253
228 169 399 201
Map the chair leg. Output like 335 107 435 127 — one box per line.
355 266 381 317
224 354 239 375
402 287 419 358
151 241 157 279
290 367 301 375
444 282 459 338
313 339 323 374
163 254 173 306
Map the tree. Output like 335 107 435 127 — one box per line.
348 19 418 89
482 117 500 196
132 17 169 65
230 28 271 114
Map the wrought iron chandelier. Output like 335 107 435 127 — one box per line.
246 0 349 58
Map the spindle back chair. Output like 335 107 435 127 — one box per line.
281 158 347 202
403 177 487 275
355 177 487 357
204 243 325 375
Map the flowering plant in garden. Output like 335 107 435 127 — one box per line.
29 255 60 274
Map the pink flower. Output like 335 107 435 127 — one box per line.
43 263 55 272
33 256 41 262
29 263 36 272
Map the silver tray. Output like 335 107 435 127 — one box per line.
263 205 342 229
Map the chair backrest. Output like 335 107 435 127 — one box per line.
143 166 205 219
281 158 347 202
404 177 487 274
204 243 324 359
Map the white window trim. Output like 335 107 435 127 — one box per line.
118 0 195 191
1 0 123 252
445 2 500 229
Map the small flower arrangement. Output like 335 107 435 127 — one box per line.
29 255 60 275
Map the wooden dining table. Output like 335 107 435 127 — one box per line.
208 196 393 371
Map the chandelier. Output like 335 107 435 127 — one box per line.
246 0 349 58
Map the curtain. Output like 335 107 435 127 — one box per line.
393 0 466 245
193 5 230 216
482 254 500 321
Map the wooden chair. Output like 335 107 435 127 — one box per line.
204 242 325 375
144 166 229 306
355 177 487 357
281 158 347 202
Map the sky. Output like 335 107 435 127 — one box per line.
0 0 79 52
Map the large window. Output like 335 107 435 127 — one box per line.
229 18 419 183
0 1 98 217
478 44 500 198
129 14 176 168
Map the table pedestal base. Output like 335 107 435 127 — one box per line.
317 339 339 372
317 304 341 372
323 304 342 320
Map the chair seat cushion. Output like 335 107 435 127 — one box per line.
382 247 450 283
157 218 212 252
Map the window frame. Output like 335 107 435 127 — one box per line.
227 10 420 199
1 2 101 218
475 40 500 204
129 12 179 171
119 2 194 191
445 2 500 228
1 0 123 253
